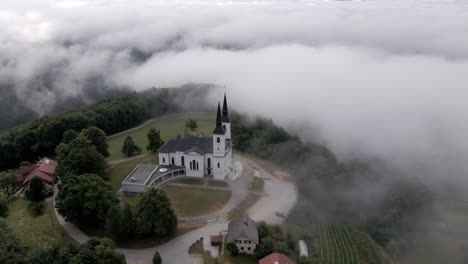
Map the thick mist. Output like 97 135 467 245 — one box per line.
1 0 468 191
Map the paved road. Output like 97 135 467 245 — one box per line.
54 154 297 264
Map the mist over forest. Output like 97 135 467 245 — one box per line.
1 0 468 262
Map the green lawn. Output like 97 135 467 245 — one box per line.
107 112 215 160
207 180 229 188
108 154 159 191
173 177 206 186
162 186 231 217
7 198 66 249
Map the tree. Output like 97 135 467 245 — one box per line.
56 135 107 178
0 170 16 196
62 129 79 144
152 251 162 264
105 206 123 239
84 237 126 264
0 197 8 218
121 136 141 157
185 119 198 131
25 176 46 202
147 128 164 153
226 242 239 256
81 126 110 157
135 188 177 236
120 203 136 239
56 174 118 225
0 217 26 263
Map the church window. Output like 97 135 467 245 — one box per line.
207 158 211 168
217 162 220 168
190 162 192 170
162 157 165 163
171 157 174 165
217 137 220 143
181 156 185 166
223 125 226 130
196 162 199 170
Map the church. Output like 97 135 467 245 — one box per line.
158 94 233 180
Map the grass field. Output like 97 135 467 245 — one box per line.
162 185 231 217
7 198 66 249
107 112 215 160
108 154 159 191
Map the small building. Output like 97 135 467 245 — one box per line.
258 253 296 264
210 235 223 246
226 215 259 255
16 157 57 186
121 164 185 193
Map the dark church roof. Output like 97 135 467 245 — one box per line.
222 93 230 123
213 101 226 135
159 136 213 154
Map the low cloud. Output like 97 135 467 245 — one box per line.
1 0 468 189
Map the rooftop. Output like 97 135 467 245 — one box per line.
123 164 158 184
159 136 213 155
227 215 259 245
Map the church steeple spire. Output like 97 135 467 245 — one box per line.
213 101 225 135
222 93 230 123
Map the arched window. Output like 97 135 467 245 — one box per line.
181 156 185 166
217 162 220 168
171 157 175 165
207 158 211 168
223 125 226 130
162 157 165 163
217 137 220 143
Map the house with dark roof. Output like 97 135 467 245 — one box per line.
258 253 296 264
227 215 259 254
16 157 57 186
158 93 232 180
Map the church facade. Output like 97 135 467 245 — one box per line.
158 94 232 180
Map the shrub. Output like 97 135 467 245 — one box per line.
29 201 44 216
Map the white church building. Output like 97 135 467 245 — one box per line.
122 94 232 193
158 94 232 180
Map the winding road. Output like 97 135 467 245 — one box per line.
53 153 298 264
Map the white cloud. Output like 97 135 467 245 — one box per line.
1 0 468 186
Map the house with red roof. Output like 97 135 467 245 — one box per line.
16 157 57 186
258 253 296 264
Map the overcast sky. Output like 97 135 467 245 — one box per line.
1 0 468 189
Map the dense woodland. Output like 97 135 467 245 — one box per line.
230 111 433 262
0 85 213 170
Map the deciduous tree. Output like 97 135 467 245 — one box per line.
121 136 141 157
56 174 118 225
147 128 164 153
25 176 46 202
135 188 177 236
81 126 110 157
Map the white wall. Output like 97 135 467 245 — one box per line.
234 236 256 254
185 153 204 177
159 153 169 165
212 156 226 180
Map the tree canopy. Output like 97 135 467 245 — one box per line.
146 128 164 153
0 197 8 218
25 176 46 202
56 135 107 178
81 126 110 157
121 135 141 157
185 118 198 131
135 188 177 236
56 174 118 225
